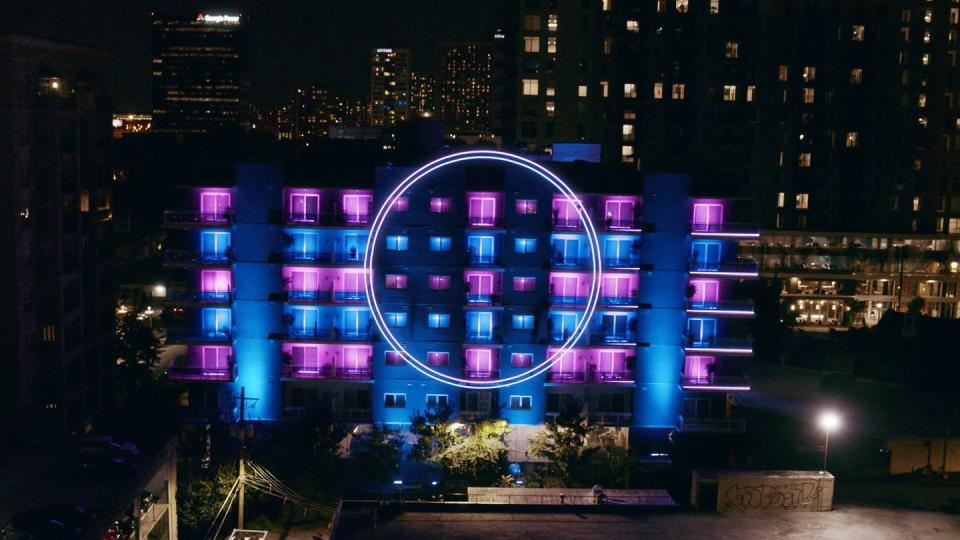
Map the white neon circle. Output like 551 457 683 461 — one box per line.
363 150 602 389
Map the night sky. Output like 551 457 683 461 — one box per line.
2 0 502 110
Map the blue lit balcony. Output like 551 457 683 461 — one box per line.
689 260 759 277
165 327 232 344
281 251 363 264
283 327 373 341
163 250 231 267
690 222 759 238
685 300 755 317
333 291 367 304
550 295 587 306
163 211 232 228
601 295 640 306
165 289 232 305
589 331 636 345
684 337 753 355
603 257 641 269
465 330 502 344
465 252 503 267
551 255 589 269
166 355 236 381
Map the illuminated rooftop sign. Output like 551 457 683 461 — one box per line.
197 13 240 24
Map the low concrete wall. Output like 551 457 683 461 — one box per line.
467 487 675 506
692 470 834 512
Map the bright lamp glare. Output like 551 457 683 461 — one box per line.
818 411 841 432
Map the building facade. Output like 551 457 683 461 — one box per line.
438 43 495 136
162 152 756 441
370 48 411 128
151 12 245 133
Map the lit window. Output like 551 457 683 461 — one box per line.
548 14 558 32
522 78 539 96
393 197 409 211
725 42 739 59
952 8 960 25
428 274 451 290
578 85 588 97
902 9 911 23
624 83 637 98
656 0 667 13
523 15 540 31
428 313 451 328
545 101 556 117
746 85 756 102
852 25 865 42
676 0 689 13
776 192 785 208
427 352 449 367
601 81 609 98
778 65 788 81
919 94 927 108
511 353 533 368
710 0 719 14
672 83 685 100
722 85 737 101
950 218 960 233
845 132 859 148
798 153 812 167
42 325 56 342
384 393 406 408
386 235 408 250
430 236 452 251
924 31 931 44
510 395 533 410
850 68 863 84
516 199 538 215
515 238 537 253
513 276 536 292
546 86 556 96
524 36 540 53
923 52 931 66
913 196 920 212
622 124 635 141
626 20 639 32
653 82 663 99
426 394 449 408
925 9 933 24
385 351 405 365
430 197 452 213
512 315 535 330
919 116 929 127
802 88 815 104
902 27 910 43
385 274 407 289
385 312 407 327
796 193 810 209
547 37 558 54
622 145 634 162
802 66 816 82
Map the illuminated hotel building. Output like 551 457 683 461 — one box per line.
162 152 757 442
438 43 495 136
151 12 245 133
370 48 411 128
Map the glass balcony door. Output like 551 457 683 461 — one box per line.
467 348 494 376
202 308 231 337
201 270 231 300
342 233 363 261
691 241 722 269
289 193 320 222
689 279 720 303
290 269 320 296
688 318 717 345
343 194 371 223
605 200 633 227
601 313 629 340
604 237 631 264
466 273 494 300
469 197 497 226
200 192 231 222
342 309 366 338
291 307 319 336
200 231 231 261
468 236 496 263
202 346 230 372
552 312 579 341
692 203 724 232
292 345 321 374
469 312 494 340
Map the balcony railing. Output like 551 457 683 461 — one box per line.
604 218 638 230
690 260 759 275
546 371 586 383
553 217 582 230
588 412 633 426
465 330 501 343
465 253 503 266
465 293 502 305
166 357 236 381
685 300 755 315
165 290 232 304
681 375 751 391
550 295 587 305
546 371 633 383
282 251 363 264
284 327 373 341
690 222 759 237
163 211 232 227
460 410 495 422
468 216 503 228
604 257 641 269
464 368 500 380
680 417 747 433
601 295 640 306
285 290 332 302
163 250 231 267
282 364 373 380
551 255 588 269
165 328 232 344
589 331 636 345
685 337 753 353
284 212 371 226
333 291 367 304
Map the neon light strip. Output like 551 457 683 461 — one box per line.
684 347 753 354
363 151 602 389
681 384 752 391
685 309 756 316
690 232 760 238
689 271 759 277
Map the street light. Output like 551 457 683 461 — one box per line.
818 410 842 471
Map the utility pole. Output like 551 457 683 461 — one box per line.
238 386 246 530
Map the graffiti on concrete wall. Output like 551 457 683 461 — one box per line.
721 481 823 511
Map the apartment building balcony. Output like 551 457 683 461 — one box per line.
465 330 502 344
681 375 751 392
685 300 755 317
284 290 332 303
283 327 373 341
163 250 231 267
166 356 236 381
283 212 371 226
690 260 759 276
589 331 636 345
467 216 503 228
281 251 363 264
604 218 639 230
333 291 367 304
690 222 759 238
679 416 747 433
553 217 583 230
465 252 503 267
551 295 588 306
338 408 374 422
282 364 372 381
165 328 232 344
465 293 502 305
546 370 634 384
685 337 753 355
601 294 640 306
460 410 497 422
588 412 633 426
163 211 232 228
165 289 232 305
551 255 589 269
603 256 641 269
463 368 500 380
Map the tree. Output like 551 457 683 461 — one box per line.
572 446 632 488
115 310 161 383
435 419 510 485
177 462 237 538
353 425 402 484
528 400 598 486
409 406 458 464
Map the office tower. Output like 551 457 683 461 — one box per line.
438 43 494 136
370 48 411 128
410 71 437 118
0 36 113 435
151 12 245 133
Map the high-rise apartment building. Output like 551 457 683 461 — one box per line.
0 36 113 435
438 43 495 136
409 71 437 118
152 12 245 133
370 48 411 128
161 152 756 445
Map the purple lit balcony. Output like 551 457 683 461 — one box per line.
163 210 233 228
467 193 502 228
552 217 583 230
464 368 500 380
166 348 235 381
690 222 759 238
546 371 586 383
468 216 504 228
689 260 759 276
546 370 634 384
465 293 502 305
283 327 373 341
282 364 373 381
685 300 755 317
